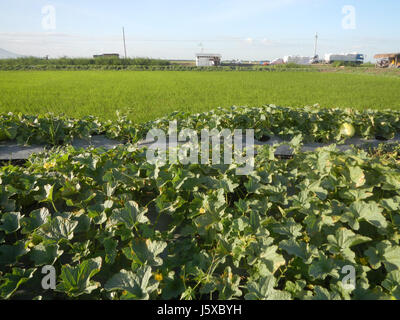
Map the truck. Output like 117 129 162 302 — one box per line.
324 53 364 65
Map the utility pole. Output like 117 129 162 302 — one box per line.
314 32 318 57
122 27 127 59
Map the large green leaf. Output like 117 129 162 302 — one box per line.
36 216 78 242
0 240 29 266
341 201 388 230
21 208 50 234
103 237 118 265
29 243 63 266
110 201 149 229
244 276 291 300
55 257 102 297
273 218 302 239
365 241 400 272
327 228 372 249
216 267 242 300
347 166 366 188
122 239 167 267
42 184 55 203
258 245 286 274
382 270 400 299
0 212 21 234
309 253 340 280
104 266 159 300
0 268 36 299
326 227 371 261
279 239 316 264
310 286 341 300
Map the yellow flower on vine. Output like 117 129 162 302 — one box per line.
155 273 163 282
43 162 56 170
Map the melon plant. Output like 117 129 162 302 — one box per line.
1 106 400 300
1 105 400 146
0 139 400 300
0 129 8 141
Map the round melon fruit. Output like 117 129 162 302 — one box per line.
340 123 356 138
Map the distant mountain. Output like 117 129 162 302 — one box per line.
0 48 24 59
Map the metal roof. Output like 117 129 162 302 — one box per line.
195 53 221 57
374 53 400 59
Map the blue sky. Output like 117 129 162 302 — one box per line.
0 0 399 61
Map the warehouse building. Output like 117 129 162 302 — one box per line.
374 53 400 68
93 53 120 59
283 55 313 65
195 53 221 67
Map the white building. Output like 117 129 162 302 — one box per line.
283 55 312 65
270 58 284 65
195 53 222 67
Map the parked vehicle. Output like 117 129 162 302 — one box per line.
324 53 364 65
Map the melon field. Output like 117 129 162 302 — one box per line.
1 70 400 300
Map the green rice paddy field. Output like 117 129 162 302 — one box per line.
0 70 399 122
